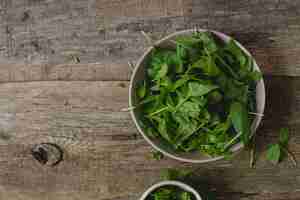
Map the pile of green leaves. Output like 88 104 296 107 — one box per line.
136 31 262 156
146 186 195 200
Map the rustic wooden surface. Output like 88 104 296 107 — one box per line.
0 0 300 199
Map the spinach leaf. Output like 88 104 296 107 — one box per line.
180 192 193 200
229 102 251 145
224 39 247 67
266 144 281 165
137 80 146 99
175 119 200 147
188 82 218 97
208 91 223 104
158 63 169 78
151 150 164 160
173 76 189 91
161 168 192 181
175 36 201 48
195 31 218 53
177 101 201 118
154 117 172 143
191 56 221 76
266 128 296 166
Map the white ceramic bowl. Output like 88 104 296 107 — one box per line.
139 181 202 200
129 29 266 163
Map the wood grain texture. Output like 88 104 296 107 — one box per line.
0 0 299 80
0 78 299 200
0 0 300 200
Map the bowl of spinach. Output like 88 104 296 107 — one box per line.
139 181 202 200
129 29 265 163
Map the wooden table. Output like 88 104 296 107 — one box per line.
0 0 300 199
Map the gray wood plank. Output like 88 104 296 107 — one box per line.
0 0 299 81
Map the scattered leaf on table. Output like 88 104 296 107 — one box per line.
267 144 281 165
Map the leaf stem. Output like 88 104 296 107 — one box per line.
184 66 193 75
250 134 256 168
121 99 153 112
121 106 136 112
175 96 190 110
224 132 242 150
141 31 154 46
176 122 206 146
148 106 169 117
250 147 255 168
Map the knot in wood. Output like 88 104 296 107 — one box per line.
31 143 63 166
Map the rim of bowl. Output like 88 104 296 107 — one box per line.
139 181 202 200
129 29 266 163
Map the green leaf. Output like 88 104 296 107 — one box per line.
229 102 251 144
151 150 164 160
158 63 169 78
139 95 157 105
172 77 189 91
153 188 173 200
225 39 247 66
191 56 221 76
208 91 223 104
279 128 289 147
180 192 193 200
215 54 240 80
221 78 248 103
175 119 199 146
194 31 218 53
175 35 201 47
166 94 176 109
137 81 146 99
160 77 173 90
145 126 158 138
266 144 281 165
198 32 218 53
188 82 218 97
176 44 187 73
248 70 262 82
177 101 201 118
190 96 207 107
152 117 172 143
142 96 163 114
160 168 192 181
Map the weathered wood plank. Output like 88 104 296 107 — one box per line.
0 0 299 80
96 0 185 18
0 62 131 82
0 77 299 199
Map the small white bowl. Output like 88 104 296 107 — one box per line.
139 181 202 200
129 29 266 163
